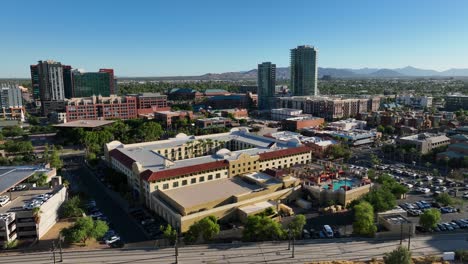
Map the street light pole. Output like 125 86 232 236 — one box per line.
407 226 411 250
291 235 295 258
399 223 403 245
52 241 56 264
175 234 179 264
58 237 63 262
288 228 291 250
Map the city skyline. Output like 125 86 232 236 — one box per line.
1 0 468 77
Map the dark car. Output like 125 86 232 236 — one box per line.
109 240 125 248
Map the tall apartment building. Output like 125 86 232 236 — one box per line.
65 95 137 121
30 60 71 115
0 84 24 119
445 94 468 111
290 45 318 96
277 96 380 120
257 62 276 110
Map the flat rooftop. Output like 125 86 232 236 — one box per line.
159 178 260 209
54 120 115 128
109 129 300 173
0 188 53 214
239 201 277 215
0 166 49 195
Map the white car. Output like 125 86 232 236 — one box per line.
105 235 120 244
426 176 433 181
0 197 10 207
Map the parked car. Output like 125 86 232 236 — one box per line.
322 225 334 238
0 196 10 207
105 235 121 244
109 240 124 248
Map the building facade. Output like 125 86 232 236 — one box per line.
71 70 114 98
397 133 450 154
65 95 137 121
0 85 24 119
445 94 468 111
257 62 276 110
290 45 318 96
134 93 169 115
105 129 312 230
277 96 380 121
30 60 69 115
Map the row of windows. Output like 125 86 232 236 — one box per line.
158 173 222 190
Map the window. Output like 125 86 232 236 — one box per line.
154 185 159 191
191 178 196 184
163 183 169 190
208 175 213 180
182 180 187 186
199 176 205 182
215 173 221 179
173 182 179 188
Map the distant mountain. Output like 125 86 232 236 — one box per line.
124 66 468 81
440 68 468 76
394 66 439 76
368 69 405 77
348 68 380 75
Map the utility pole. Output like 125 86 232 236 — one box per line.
288 228 291 250
175 234 179 264
52 241 56 264
407 225 411 250
399 223 403 245
58 237 63 262
291 235 295 258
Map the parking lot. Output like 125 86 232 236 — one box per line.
374 163 468 233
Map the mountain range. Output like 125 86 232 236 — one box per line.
122 66 468 81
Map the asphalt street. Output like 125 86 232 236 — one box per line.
62 156 148 243
0 233 466 264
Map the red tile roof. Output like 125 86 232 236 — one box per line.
109 149 136 168
258 146 311 161
142 160 228 182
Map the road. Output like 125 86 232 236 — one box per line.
0 233 466 263
62 155 148 243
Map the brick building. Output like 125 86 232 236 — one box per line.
154 111 193 127
65 95 137 121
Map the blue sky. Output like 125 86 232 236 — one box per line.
1 0 468 77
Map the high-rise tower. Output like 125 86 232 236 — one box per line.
290 45 318 96
257 62 276 110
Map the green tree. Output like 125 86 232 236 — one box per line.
60 196 84 218
370 154 381 166
160 224 177 244
2 125 23 137
28 115 40 126
50 145 63 169
352 201 377 237
435 193 454 206
383 246 412 264
363 187 396 212
288 214 306 238
377 125 385 133
243 215 284 242
419 208 441 230
61 217 108 244
43 144 50 163
4 140 33 153
185 215 220 243
137 122 163 142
